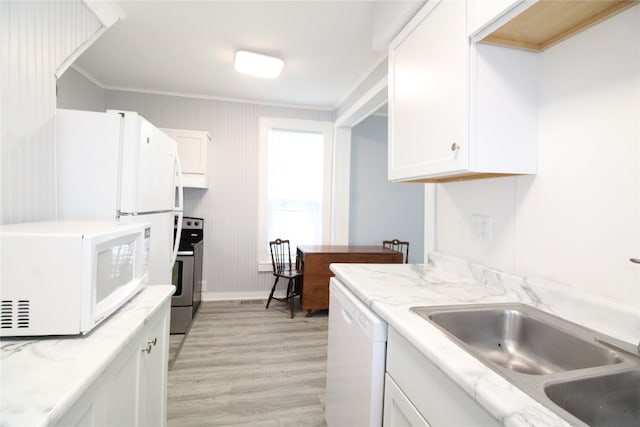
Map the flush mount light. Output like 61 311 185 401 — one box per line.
234 50 284 79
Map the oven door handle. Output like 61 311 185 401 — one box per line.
177 251 194 256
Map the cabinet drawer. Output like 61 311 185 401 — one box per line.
384 374 431 427
386 328 500 427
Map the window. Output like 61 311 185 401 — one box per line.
258 118 334 270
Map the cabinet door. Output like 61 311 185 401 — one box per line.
383 374 431 427
467 0 525 36
165 129 208 175
104 343 140 426
55 381 106 427
388 0 468 181
139 304 170 427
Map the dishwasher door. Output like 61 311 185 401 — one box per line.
325 278 387 427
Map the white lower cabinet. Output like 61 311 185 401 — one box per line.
139 307 170 426
384 374 431 427
105 343 140 426
56 300 170 427
384 328 500 427
55 376 107 427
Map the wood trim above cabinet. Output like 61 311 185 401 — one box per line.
481 0 638 52
408 172 522 184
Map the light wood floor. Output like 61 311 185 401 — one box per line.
167 300 329 427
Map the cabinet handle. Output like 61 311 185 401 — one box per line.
451 143 460 151
631 258 640 264
141 338 158 354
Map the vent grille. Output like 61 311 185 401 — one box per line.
1 300 30 329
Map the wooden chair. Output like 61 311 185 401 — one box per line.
383 239 410 264
266 239 303 318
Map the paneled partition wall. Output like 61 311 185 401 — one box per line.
1 1 104 224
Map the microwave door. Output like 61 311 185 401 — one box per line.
120 212 175 285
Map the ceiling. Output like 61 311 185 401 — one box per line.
73 1 423 110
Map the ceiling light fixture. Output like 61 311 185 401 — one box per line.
234 50 283 79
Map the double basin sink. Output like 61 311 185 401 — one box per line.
410 303 640 426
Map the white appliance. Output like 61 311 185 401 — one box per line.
325 278 387 427
56 109 183 285
0 220 150 337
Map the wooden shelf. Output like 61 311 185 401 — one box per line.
481 0 638 52
407 172 521 184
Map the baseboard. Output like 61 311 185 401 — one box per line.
201 291 286 301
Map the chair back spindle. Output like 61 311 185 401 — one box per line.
270 239 293 274
382 239 410 264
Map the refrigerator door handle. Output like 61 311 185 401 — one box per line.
171 211 183 270
174 154 184 212
171 154 184 270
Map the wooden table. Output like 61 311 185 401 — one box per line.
296 245 403 314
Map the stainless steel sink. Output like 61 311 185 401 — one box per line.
423 305 623 374
545 370 640 427
410 303 640 426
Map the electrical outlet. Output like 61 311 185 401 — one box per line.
471 214 492 242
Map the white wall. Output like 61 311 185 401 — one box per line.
57 67 104 112
434 7 640 309
1 0 103 224
349 115 424 262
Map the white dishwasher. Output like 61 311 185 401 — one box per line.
325 277 387 427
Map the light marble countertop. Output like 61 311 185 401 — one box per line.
0 285 174 427
330 252 640 427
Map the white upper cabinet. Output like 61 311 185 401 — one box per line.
466 0 524 37
388 0 538 183
162 128 212 189
472 0 637 51
389 0 468 182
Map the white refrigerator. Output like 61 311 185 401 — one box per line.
55 108 183 285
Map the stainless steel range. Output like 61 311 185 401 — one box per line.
171 217 203 334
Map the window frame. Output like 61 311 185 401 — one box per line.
257 117 334 271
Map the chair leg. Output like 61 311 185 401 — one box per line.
287 278 295 319
266 277 279 309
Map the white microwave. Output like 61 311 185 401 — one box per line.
0 221 150 337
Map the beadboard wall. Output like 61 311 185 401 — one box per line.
1 0 103 224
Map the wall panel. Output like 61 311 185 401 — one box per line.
1 0 102 224
57 66 104 111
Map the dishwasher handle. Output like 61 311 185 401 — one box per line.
330 278 387 342
341 306 354 324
